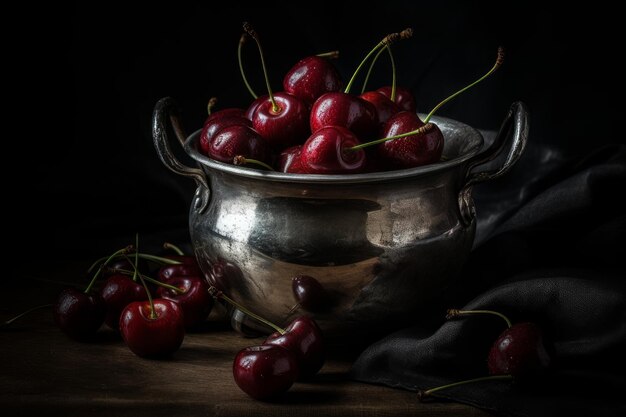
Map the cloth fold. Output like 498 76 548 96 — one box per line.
351 144 626 417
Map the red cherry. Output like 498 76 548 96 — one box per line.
53 288 105 340
488 322 551 377
291 275 330 312
379 111 443 169
300 126 366 174
233 344 298 400
376 86 416 112
359 91 400 126
278 145 306 173
203 108 245 127
309 92 377 139
283 55 342 105
157 262 201 282
251 92 310 147
199 116 251 156
119 299 185 358
244 95 268 120
207 125 271 165
100 274 148 330
264 315 324 378
156 276 213 329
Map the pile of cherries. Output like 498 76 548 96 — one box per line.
2 242 326 401
199 23 503 174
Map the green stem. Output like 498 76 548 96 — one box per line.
386 45 397 102
208 286 285 334
132 233 140 282
233 155 275 171
316 50 339 59
348 123 434 151
112 268 185 294
84 247 131 294
423 47 504 123
446 308 512 328
1 304 54 328
243 22 278 113
207 97 217 116
417 375 513 400
360 47 385 94
125 254 157 319
87 252 181 274
163 242 184 256
345 28 412 94
238 34 258 99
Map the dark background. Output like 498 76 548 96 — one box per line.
13 2 624 272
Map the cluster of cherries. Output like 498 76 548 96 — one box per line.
2 242 327 401
199 23 503 174
417 309 552 400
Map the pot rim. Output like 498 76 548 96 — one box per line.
184 114 484 184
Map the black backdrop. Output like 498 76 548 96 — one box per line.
12 2 624 271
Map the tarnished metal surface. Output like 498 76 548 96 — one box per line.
152 98 528 334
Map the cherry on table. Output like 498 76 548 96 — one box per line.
291 275 331 312
119 298 185 358
100 274 148 330
488 321 551 377
233 344 299 400
53 288 106 341
156 276 213 329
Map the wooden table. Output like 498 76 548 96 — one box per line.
1 262 488 417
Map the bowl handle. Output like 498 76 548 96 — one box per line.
458 101 529 225
152 97 210 214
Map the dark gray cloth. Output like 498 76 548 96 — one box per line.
351 145 626 417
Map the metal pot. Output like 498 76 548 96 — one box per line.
152 98 528 334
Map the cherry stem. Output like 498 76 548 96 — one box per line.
238 33 258 99
348 123 434 151
316 50 339 59
87 252 181 274
360 47 385 94
233 155 275 171
243 22 279 113
132 233 140 282
208 286 285 335
124 254 157 319
344 28 412 94
417 375 513 401
84 246 133 294
446 308 512 328
163 242 185 256
207 97 217 116
112 268 185 294
1 304 54 328
423 47 504 123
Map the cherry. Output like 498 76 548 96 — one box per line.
233 344 298 400
379 111 444 169
119 298 185 358
488 322 550 377
156 276 213 330
199 115 251 157
203 108 246 127
53 288 105 341
157 243 202 281
206 125 271 165
359 90 400 126
243 23 309 147
418 308 551 401
278 145 306 173
291 275 330 312
283 54 342 105
377 86 416 112
100 274 148 330
299 126 366 174
244 95 269 121
264 316 324 378
309 92 378 139
209 287 325 378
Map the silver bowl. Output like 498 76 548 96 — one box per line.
152 98 528 335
